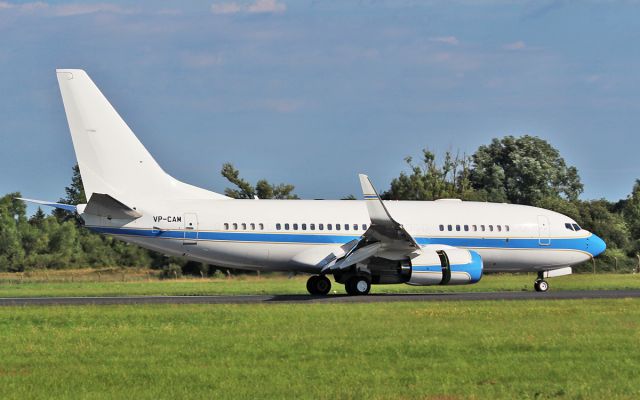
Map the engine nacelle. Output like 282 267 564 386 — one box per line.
404 248 483 286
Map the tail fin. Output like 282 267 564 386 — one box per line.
56 69 228 204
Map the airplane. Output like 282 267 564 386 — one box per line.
20 69 607 295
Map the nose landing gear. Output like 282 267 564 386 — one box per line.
534 271 549 292
534 279 549 292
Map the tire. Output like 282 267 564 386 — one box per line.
306 275 319 295
315 275 332 295
307 275 331 295
534 279 549 292
537 280 549 292
345 276 371 296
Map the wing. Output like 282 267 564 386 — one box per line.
322 174 421 272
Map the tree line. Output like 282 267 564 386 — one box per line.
1 135 638 273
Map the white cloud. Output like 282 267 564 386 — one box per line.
248 0 286 13
503 40 526 50
263 99 303 113
0 1 133 16
182 52 224 68
211 2 243 14
429 36 459 46
211 0 286 15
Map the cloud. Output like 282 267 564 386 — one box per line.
263 99 303 113
53 3 133 17
0 1 134 16
211 0 286 15
182 52 224 68
503 40 526 50
248 0 286 13
429 36 459 46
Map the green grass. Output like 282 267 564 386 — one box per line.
0 272 639 298
0 299 639 399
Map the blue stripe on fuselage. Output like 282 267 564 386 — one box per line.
88 226 593 253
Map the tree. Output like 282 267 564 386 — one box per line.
221 163 298 199
470 135 583 205
0 193 26 271
620 179 640 240
384 149 479 201
54 164 86 224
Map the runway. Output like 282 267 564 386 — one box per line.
1 289 639 306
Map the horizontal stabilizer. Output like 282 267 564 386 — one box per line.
84 193 142 219
17 198 77 213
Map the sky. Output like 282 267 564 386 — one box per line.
1 0 639 208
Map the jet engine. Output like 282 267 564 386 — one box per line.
401 248 483 286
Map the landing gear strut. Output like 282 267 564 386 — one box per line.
306 275 332 295
534 272 549 292
345 275 371 296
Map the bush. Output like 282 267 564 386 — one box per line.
160 263 182 279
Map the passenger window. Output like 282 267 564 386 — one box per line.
489 225 494 232
232 223 238 230
472 225 477 232
327 224 332 230
573 224 581 231
336 224 341 231
319 224 324 230
224 223 229 230
293 223 298 230
302 223 307 230
456 225 461 231
310 224 315 230
259 223 264 230
448 225 452 231
439 224 444 231
497 225 502 232
464 225 469 232
276 223 281 231
250 223 255 230
345 224 349 231
480 225 485 232
353 224 358 231
505 225 510 232
362 224 367 230
285 223 290 230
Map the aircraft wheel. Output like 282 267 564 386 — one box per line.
534 279 549 292
345 276 371 296
307 275 331 295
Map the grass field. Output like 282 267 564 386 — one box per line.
1 270 640 298
0 299 639 399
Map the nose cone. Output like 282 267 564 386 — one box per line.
588 234 607 257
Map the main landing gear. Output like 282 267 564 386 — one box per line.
534 271 549 292
306 275 332 295
306 274 373 296
345 275 371 296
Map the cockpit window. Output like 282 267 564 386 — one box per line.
565 223 574 231
572 224 581 231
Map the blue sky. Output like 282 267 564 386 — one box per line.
1 0 639 206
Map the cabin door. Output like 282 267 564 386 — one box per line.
537 215 551 246
183 213 198 245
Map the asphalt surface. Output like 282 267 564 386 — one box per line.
0 289 639 306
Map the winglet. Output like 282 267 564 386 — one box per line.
358 174 396 226
358 174 420 249
17 198 77 213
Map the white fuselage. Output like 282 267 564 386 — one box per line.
82 198 605 274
